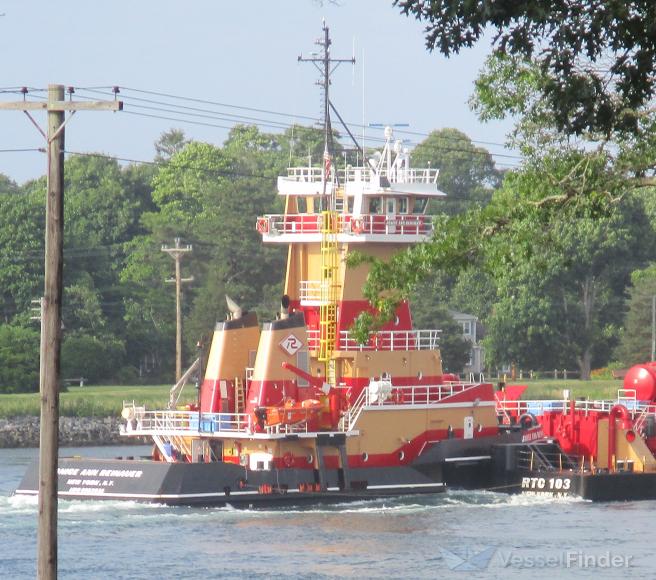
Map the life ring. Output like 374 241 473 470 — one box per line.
518 413 537 430
256 217 269 234
283 452 294 468
351 218 363 234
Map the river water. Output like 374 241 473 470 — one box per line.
1 445 654 579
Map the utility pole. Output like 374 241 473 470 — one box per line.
162 238 193 381
0 85 121 580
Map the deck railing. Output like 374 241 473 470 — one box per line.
122 408 252 436
282 166 439 185
306 329 440 351
261 213 433 237
496 398 656 418
123 380 481 437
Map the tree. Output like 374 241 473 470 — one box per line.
0 325 40 393
353 147 655 378
122 127 287 378
411 289 471 373
615 265 656 367
61 333 126 384
155 129 189 163
395 1 656 136
0 183 44 324
411 128 501 214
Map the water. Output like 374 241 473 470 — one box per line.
1 446 654 579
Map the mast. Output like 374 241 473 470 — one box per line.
298 22 355 204
298 24 354 385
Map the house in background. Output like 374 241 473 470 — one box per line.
450 310 485 376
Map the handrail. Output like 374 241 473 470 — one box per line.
306 328 441 351
283 165 440 185
261 213 433 237
496 398 656 420
124 409 252 435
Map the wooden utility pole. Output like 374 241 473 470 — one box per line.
0 85 121 580
162 238 193 381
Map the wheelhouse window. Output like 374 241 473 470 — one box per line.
369 197 382 214
296 197 307 213
398 197 408 214
412 197 428 214
347 196 354 213
313 197 328 213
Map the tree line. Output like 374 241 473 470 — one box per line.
1 120 655 390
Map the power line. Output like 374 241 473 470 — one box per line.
1 87 522 166
113 87 513 150
76 86 518 156
62 149 278 181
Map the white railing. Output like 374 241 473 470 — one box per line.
306 329 440 352
495 398 656 418
339 387 367 432
123 409 252 435
259 213 433 237
284 166 440 185
299 280 324 304
496 399 615 417
338 381 480 431
366 382 475 406
634 403 656 434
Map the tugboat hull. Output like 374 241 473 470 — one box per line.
15 456 446 507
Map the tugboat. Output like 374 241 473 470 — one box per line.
16 25 517 506
494 363 656 501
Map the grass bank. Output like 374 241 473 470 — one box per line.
0 379 625 418
507 378 621 400
0 385 198 418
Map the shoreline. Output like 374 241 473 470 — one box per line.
0 416 148 448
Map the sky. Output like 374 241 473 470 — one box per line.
0 0 517 184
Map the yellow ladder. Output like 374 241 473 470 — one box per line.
234 376 245 413
319 210 340 385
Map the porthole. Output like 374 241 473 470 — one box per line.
307 454 314 465
394 316 400 326
477 424 483 433
398 451 405 461
417 371 423 381
361 452 369 462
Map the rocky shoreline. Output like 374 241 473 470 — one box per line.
0 416 148 448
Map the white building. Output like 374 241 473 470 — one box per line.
450 310 485 375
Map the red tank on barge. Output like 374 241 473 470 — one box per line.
495 363 656 501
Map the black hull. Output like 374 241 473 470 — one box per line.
511 470 656 502
492 441 656 501
14 433 534 506
15 456 446 507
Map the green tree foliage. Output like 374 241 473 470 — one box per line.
410 287 471 373
155 129 189 163
61 333 126 384
123 126 288 377
354 148 654 378
0 325 39 393
0 185 44 324
411 128 501 214
395 0 656 136
616 265 656 367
